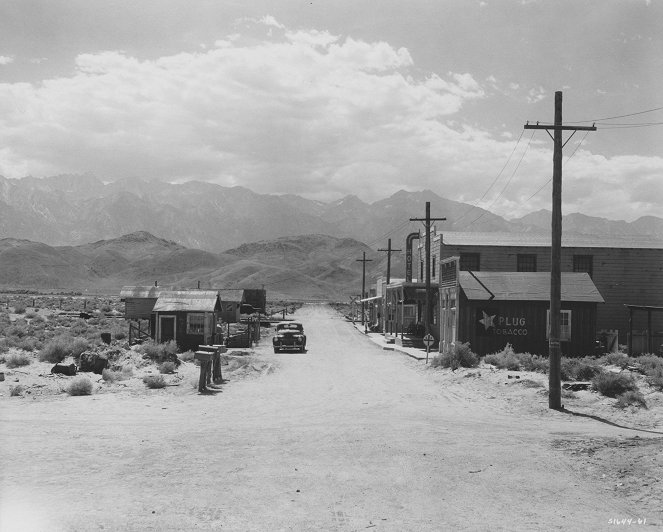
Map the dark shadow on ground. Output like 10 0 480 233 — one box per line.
561 407 663 435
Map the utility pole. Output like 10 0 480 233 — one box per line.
410 202 446 338
356 252 373 326
377 238 402 285
525 91 596 410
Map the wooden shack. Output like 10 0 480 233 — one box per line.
120 285 160 344
152 290 221 351
217 289 243 323
439 260 604 357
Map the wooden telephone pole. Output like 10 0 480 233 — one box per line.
525 91 596 410
410 202 446 337
356 252 373 326
377 238 402 285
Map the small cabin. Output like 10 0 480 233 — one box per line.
439 264 604 357
152 290 221 351
217 289 243 323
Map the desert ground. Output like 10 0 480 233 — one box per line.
1 304 661 531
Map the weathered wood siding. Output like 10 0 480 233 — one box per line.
124 298 158 319
440 243 663 342
458 296 597 357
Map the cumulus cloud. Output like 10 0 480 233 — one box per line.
0 17 660 221
0 55 14 65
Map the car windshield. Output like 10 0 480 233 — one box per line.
277 323 302 332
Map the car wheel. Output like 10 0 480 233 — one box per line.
273 347 279 353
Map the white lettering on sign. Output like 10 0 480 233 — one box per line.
477 309 528 337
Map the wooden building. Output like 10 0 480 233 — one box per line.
217 289 243 323
120 285 160 343
425 231 663 350
152 290 221 351
438 257 604 357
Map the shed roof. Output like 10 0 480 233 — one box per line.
217 289 244 303
119 286 161 299
459 272 604 303
439 231 663 250
153 290 220 312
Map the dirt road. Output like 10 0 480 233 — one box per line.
1 305 659 531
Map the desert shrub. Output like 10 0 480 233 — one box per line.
101 368 121 383
70 337 91 359
121 365 134 378
599 352 632 369
592 372 638 398
178 350 195 362
484 344 521 371
635 355 663 376
431 342 479 370
39 337 73 363
139 340 180 366
17 337 41 352
158 361 176 374
560 358 603 381
9 385 25 397
5 350 32 368
615 391 647 409
143 374 167 389
25 310 37 319
67 376 93 396
13 304 26 314
113 330 127 341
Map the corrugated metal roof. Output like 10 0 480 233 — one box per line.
153 290 219 312
440 231 663 249
120 286 161 299
217 289 244 303
459 272 604 303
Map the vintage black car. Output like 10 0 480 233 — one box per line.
273 321 307 353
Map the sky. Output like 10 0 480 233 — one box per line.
0 0 661 222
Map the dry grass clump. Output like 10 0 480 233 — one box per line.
66 376 93 396
592 372 638 398
38 335 90 363
431 342 479 370
560 357 603 381
9 385 26 397
615 390 647 409
483 344 547 372
138 340 180 366
178 350 195 362
158 361 177 374
143 374 167 389
13 304 26 314
599 352 633 369
5 349 32 368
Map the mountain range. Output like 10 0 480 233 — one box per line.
0 174 660 299
2 174 660 253
0 231 387 300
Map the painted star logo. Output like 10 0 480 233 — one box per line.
479 311 496 331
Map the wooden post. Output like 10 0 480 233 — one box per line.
524 92 595 410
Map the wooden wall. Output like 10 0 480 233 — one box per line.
458 296 597 357
438 243 663 343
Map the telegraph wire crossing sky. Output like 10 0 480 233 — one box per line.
0 0 661 221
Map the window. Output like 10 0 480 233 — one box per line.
187 313 205 334
573 255 593 278
517 254 537 272
432 256 437 279
420 261 424 281
460 253 480 271
547 310 572 341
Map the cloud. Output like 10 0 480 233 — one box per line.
0 55 15 65
0 19 660 222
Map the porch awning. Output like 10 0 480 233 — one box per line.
360 296 382 303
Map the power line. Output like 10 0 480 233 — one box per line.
453 129 525 225
523 130 590 202
466 130 535 227
564 105 663 124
